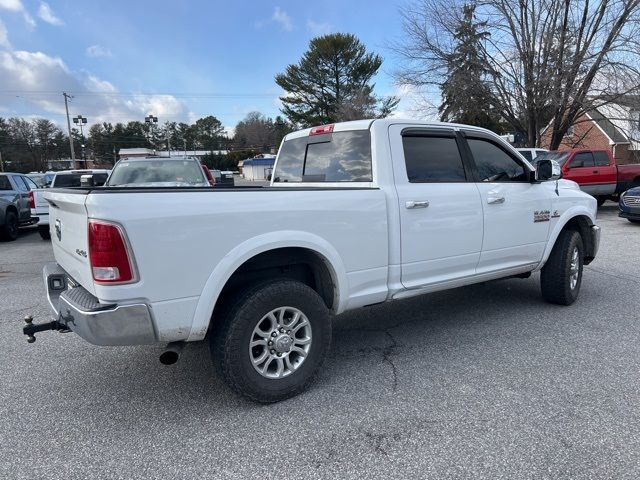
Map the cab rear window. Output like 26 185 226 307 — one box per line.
273 130 372 183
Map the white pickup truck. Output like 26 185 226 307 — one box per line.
27 119 600 402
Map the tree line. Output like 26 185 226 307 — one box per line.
3 1 639 173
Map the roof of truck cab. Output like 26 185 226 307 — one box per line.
283 118 497 141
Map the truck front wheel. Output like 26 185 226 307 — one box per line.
540 230 584 305
211 280 331 403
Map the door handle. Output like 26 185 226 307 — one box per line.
487 196 505 204
405 200 429 209
593 170 599 174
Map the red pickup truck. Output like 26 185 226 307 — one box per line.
535 149 640 205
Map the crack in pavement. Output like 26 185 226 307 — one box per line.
382 330 399 393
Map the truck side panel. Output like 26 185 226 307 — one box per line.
84 189 390 341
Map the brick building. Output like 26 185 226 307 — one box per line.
540 98 640 165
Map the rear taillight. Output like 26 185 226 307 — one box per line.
28 191 35 209
88 220 136 284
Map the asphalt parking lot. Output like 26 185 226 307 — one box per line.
1 204 639 479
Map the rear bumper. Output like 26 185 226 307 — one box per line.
44 263 156 346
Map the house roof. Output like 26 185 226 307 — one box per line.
586 107 630 144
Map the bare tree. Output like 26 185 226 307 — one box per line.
394 0 640 147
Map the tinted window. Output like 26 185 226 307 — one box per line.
107 160 206 186
519 150 533 161
569 152 594 168
0 175 12 190
53 174 84 187
468 138 528 182
593 151 610 166
535 151 569 166
22 176 38 190
13 175 28 191
274 131 372 183
402 135 466 182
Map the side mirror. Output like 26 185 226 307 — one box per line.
535 159 562 181
80 174 94 187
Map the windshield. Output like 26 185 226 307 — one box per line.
533 151 569 166
53 173 109 187
106 159 207 186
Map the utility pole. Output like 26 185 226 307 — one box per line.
73 115 88 168
0 151 4 172
63 92 76 165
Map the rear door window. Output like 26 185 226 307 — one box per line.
273 130 372 183
402 135 467 182
570 152 595 168
12 175 28 191
0 176 12 190
593 152 610 166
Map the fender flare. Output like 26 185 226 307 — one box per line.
186 230 349 341
538 206 597 268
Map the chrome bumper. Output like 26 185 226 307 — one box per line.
43 263 156 346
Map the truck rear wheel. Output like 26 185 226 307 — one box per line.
1 211 19 241
211 279 331 403
540 230 584 305
38 226 51 240
596 196 606 207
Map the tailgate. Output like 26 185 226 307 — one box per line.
44 190 95 295
33 189 49 216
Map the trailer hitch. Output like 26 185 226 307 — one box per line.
22 315 69 343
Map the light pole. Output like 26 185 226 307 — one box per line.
73 115 88 168
145 115 158 152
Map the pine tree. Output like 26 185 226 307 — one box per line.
275 33 397 126
439 5 503 131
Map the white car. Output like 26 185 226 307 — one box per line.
30 119 599 402
516 147 549 162
31 169 110 239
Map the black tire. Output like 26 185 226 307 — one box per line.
1 211 19 241
38 226 51 240
211 279 331 403
628 219 640 224
596 196 606 207
540 230 584 305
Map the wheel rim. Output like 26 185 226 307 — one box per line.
249 306 312 379
569 247 580 290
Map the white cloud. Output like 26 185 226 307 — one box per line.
306 20 332 36
0 18 10 48
272 7 293 31
0 0 23 11
85 44 112 58
0 0 36 28
38 2 63 26
0 48 191 125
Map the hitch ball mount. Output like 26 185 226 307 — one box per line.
22 315 69 343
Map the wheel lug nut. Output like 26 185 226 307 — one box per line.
271 332 277 337
277 352 282 357
270 349 275 354
286 330 291 335
279 328 284 333
268 341 273 346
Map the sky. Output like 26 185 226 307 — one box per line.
0 0 427 132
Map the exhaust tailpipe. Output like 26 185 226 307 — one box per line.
159 342 184 365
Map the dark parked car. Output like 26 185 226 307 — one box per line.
619 186 640 224
0 173 38 241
